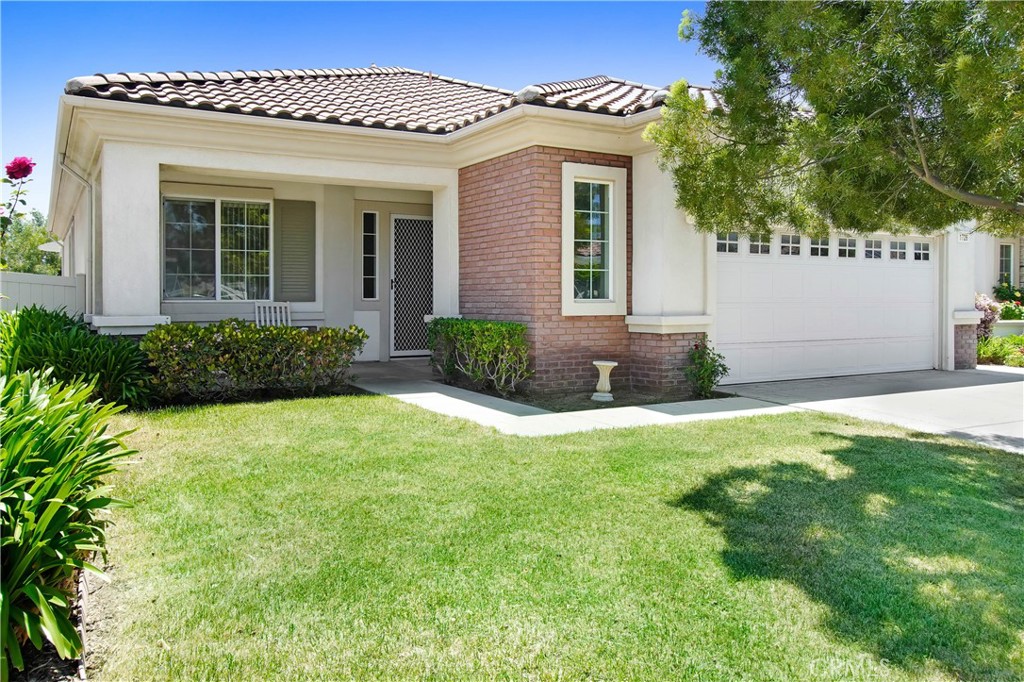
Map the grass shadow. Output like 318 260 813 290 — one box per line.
673 433 1024 680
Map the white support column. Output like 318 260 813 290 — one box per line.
941 223 981 370
432 177 460 318
94 142 169 333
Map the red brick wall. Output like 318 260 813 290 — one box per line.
630 332 704 396
459 146 632 392
954 324 977 370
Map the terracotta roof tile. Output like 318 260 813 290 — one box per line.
65 66 723 134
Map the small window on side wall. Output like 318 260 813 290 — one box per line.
998 243 1014 283
716 232 739 253
361 212 378 300
780 234 801 256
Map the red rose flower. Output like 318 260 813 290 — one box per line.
5 156 35 180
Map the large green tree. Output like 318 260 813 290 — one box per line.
646 1 1024 237
2 210 60 275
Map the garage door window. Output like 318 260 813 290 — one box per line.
890 241 907 260
865 239 882 259
810 238 829 257
838 238 856 258
913 242 930 262
749 234 770 255
781 234 801 256
716 232 739 253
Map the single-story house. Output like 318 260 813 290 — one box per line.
46 65 1017 392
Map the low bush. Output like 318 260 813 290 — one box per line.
140 319 368 402
0 306 152 408
682 339 730 399
427 318 532 396
992 281 1023 305
1 370 134 676
977 334 1024 367
1000 300 1024 321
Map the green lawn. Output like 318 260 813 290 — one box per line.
92 395 1024 681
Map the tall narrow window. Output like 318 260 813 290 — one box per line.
810 238 830 257
362 212 378 300
999 244 1014 283
890 241 907 260
716 232 739 253
749 234 770 254
220 201 271 300
781 234 801 256
913 242 930 261
163 199 216 299
865 239 882 259
573 181 611 299
838 237 856 258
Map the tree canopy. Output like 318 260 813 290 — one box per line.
645 1 1024 237
2 210 60 275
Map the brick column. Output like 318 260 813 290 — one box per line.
630 332 704 396
954 324 978 369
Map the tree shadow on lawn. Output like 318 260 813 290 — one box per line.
673 433 1024 681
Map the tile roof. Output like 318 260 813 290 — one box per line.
65 66 723 135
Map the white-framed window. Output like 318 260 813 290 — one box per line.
810 238 830 257
913 242 930 262
780 234 801 256
890 241 907 260
865 239 882 259
561 162 627 316
163 197 272 301
999 243 1014 283
361 211 379 300
838 237 856 258
716 232 739 253
749 234 771 254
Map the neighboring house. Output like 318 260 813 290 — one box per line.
46 66 993 391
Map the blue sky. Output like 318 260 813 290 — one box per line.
1 1 716 214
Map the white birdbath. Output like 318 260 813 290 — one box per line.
591 360 618 402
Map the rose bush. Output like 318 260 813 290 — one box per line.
4 157 36 180
2 156 38 269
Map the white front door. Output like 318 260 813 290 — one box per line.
390 215 434 356
716 234 938 384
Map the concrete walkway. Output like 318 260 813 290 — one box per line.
353 360 1024 452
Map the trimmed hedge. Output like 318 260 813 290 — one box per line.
0 306 152 408
139 319 368 402
427 317 532 396
1 370 134 675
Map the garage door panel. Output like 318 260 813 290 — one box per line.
716 237 936 384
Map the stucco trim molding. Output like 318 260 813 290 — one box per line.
951 309 983 325
625 315 713 334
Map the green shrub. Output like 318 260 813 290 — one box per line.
1000 301 1024 321
0 306 152 408
140 319 368 403
682 339 730 399
427 318 532 396
977 334 1024 366
1 370 134 676
992 280 1023 305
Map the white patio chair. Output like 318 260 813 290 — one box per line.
254 301 292 327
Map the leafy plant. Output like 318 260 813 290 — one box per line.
1 370 134 678
427 318 533 396
682 339 729 399
975 294 1002 340
993 281 1023 305
1000 301 1024 321
0 306 152 408
977 334 1024 367
140 319 368 403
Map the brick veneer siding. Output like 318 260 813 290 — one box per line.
459 146 633 393
630 332 704 396
954 324 978 370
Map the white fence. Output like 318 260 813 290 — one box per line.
0 272 86 315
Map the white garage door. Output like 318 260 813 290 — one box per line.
716 234 937 385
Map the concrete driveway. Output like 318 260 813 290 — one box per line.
728 367 1024 453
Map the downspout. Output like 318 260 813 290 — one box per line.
57 156 94 318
